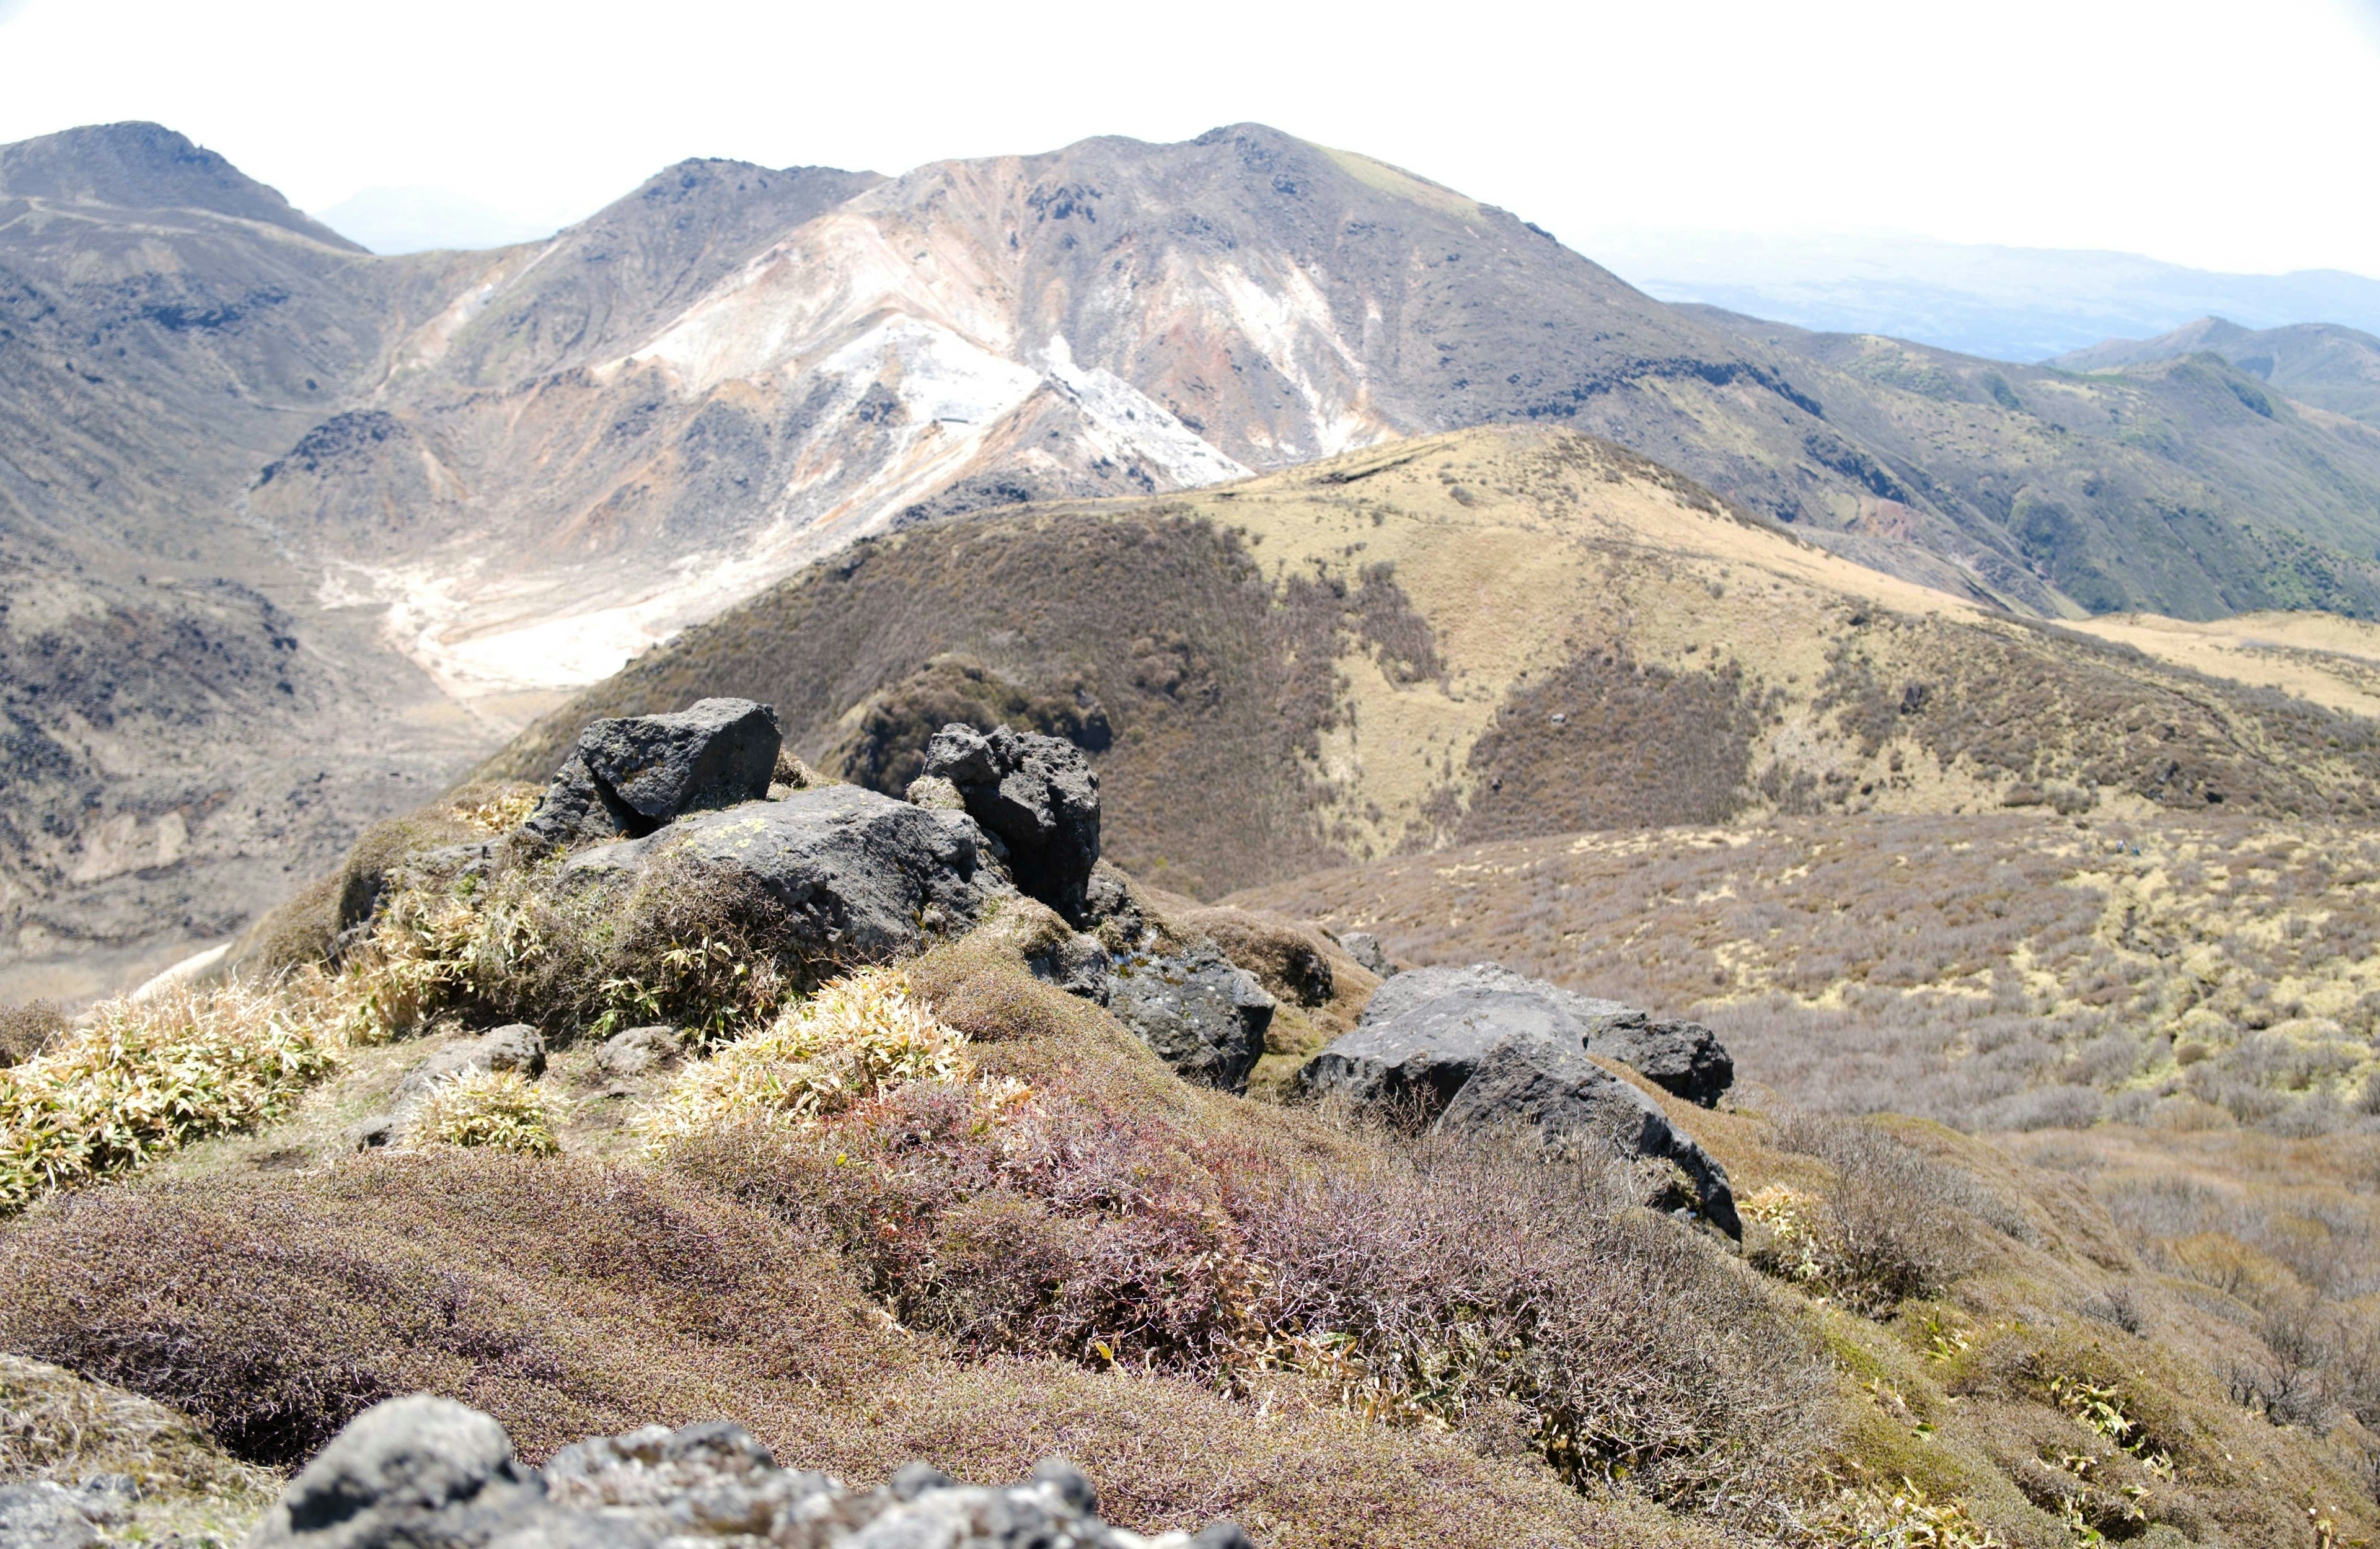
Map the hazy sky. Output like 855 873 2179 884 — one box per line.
0 0 2374 276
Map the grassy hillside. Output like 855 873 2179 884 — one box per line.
487 425 2380 900
7 809 2380 1546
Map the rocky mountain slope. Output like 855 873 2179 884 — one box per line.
15 118 2380 999
485 424 2380 901
2052 316 2380 427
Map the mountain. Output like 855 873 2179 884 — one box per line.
1591 226 2380 363
0 121 362 250
483 424 2380 899
16 118 2380 999
2052 317 2380 427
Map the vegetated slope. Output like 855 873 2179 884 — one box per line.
16 118 2380 1001
1687 304 2380 614
485 424 2380 901
0 125 497 1004
2052 317 2380 428
283 123 2380 687
1231 812 2380 1132
9 830 2380 1548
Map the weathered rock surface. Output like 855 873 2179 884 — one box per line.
345 1025 551 1151
563 784 1003 972
394 1025 548 1102
593 1025 685 1081
522 699 782 850
0 1481 112 1549
1296 963 1739 1235
1335 963 1732 1106
920 724 1101 920
1106 946 1274 1094
1337 931 1398 980
244 1396 1248 1549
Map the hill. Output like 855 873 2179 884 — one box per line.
2052 317 2380 427
17 120 2380 999
484 424 2380 902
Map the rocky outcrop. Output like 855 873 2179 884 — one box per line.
522 700 782 850
563 783 1003 972
1106 946 1276 1094
1337 932 1397 980
1296 963 1739 1235
919 724 1101 921
593 1025 685 1081
243 1396 1249 1549
343 1025 551 1151
1343 963 1732 1106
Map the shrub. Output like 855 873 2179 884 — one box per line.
413 1069 566 1156
637 968 974 1152
0 983 336 1212
0 999 66 1066
1745 1115 1985 1312
345 847 809 1043
1242 1132 1832 1514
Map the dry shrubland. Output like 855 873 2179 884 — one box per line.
1236 811 2380 1134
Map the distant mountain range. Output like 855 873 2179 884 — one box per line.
2052 317 2380 428
1593 227 2380 363
12 118 2380 997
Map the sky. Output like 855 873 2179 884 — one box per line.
0 0 2376 276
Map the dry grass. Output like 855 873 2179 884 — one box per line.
1235 812 2380 1132
412 1069 566 1156
0 981 337 1212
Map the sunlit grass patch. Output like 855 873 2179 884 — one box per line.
0 982 336 1211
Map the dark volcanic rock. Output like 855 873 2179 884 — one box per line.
920 723 1101 920
1296 962 1739 1234
593 1025 684 1081
1106 946 1274 1093
562 784 1003 972
1326 962 1732 1106
522 699 782 850
244 1396 1248 1549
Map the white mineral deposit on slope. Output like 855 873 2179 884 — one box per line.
1205 259 1389 459
1040 335 1253 486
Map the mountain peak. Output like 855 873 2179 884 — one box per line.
0 120 363 250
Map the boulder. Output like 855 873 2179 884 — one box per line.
522 699 781 849
1328 962 1732 1106
1581 1007 1733 1108
1296 963 1739 1235
394 1025 547 1103
593 1025 684 1081
562 784 1003 972
1178 907 1334 1007
920 724 1100 919
1338 931 1398 980
1106 946 1275 1094
0 1483 102 1549
244 1397 1249 1549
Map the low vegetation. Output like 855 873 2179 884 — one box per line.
1237 810 2380 1133
0 982 337 1211
411 1069 565 1156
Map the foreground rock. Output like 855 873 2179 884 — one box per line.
919 724 1101 920
1349 963 1732 1106
522 698 782 850
344 1025 551 1151
565 783 1003 970
1297 963 1740 1235
1106 946 1276 1094
245 1396 1248 1549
